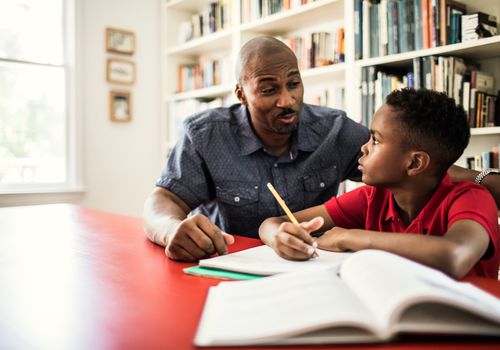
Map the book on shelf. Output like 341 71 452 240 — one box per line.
178 0 232 44
280 30 345 70
355 0 469 58
194 249 500 346
240 0 314 23
465 145 500 171
304 85 345 110
176 55 232 93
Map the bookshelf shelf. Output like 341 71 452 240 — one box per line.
301 63 346 82
356 36 500 68
165 0 217 12
471 127 500 136
166 29 233 56
169 84 234 101
240 0 343 33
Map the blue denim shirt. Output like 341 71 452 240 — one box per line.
157 103 369 238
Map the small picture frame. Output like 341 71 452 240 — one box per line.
106 27 135 55
107 58 135 85
109 90 132 122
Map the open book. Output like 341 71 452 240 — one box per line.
197 244 352 276
194 250 500 346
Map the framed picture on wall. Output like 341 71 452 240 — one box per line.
106 27 135 55
107 58 135 85
109 90 132 122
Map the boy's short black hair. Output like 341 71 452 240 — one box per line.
385 88 470 176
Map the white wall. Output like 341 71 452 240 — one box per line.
79 0 162 217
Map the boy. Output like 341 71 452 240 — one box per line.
259 88 499 279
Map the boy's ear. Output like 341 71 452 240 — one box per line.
235 84 247 105
407 151 430 176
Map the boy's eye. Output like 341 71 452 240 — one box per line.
371 136 379 145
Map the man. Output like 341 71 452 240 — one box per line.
143 36 369 261
144 36 500 262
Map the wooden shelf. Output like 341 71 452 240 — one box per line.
166 29 233 56
471 127 500 136
301 63 346 83
356 36 500 68
169 84 234 101
240 0 343 34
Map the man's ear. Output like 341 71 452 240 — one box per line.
407 151 430 176
235 84 247 105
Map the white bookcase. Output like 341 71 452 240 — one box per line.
161 0 500 168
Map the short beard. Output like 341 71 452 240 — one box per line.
271 123 298 134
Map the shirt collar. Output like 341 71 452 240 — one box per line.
384 174 454 230
234 104 319 156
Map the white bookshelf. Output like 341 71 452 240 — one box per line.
161 0 500 167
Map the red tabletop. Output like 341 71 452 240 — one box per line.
0 204 499 350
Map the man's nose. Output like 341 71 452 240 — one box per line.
276 89 294 108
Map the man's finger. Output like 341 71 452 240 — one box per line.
166 242 199 262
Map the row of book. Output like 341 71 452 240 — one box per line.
178 0 232 44
241 0 316 23
304 86 345 110
361 55 499 128
354 0 493 59
168 96 237 143
177 56 232 93
280 30 345 70
465 146 500 171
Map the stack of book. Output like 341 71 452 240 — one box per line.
462 12 498 42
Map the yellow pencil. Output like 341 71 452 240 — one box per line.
266 183 318 256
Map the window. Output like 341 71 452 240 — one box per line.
0 0 76 192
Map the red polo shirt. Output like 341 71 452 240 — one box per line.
324 174 499 279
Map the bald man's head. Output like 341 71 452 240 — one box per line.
235 36 298 84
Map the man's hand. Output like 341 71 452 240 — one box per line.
272 217 324 260
165 214 234 262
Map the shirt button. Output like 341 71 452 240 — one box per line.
319 182 325 188
274 163 278 168
254 186 259 189
234 196 240 203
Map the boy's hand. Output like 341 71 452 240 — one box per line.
272 217 324 260
316 226 355 252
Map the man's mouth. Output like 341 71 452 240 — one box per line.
276 110 297 124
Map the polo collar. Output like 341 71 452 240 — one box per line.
234 104 320 156
384 174 454 231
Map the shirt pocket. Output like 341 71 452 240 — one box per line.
216 182 260 212
302 166 339 206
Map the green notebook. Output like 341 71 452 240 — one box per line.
183 266 263 281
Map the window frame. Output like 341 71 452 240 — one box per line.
0 0 84 201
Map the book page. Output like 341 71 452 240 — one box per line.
199 245 352 275
194 268 382 346
339 250 500 336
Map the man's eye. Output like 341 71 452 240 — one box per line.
288 81 301 89
261 88 276 94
